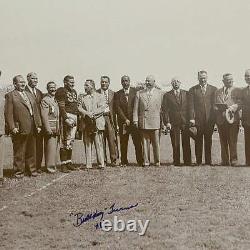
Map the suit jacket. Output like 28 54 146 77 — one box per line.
4 90 42 135
40 94 60 134
162 89 189 127
241 86 250 127
96 88 117 128
214 87 241 125
25 85 43 108
78 92 106 131
115 87 137 128
188 84 217 127
133 87 163 129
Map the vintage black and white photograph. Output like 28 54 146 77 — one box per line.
1 0 250 249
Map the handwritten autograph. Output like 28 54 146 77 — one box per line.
70 202 139 228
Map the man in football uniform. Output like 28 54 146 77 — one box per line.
55 75 78 172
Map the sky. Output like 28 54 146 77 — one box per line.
1 0 250 92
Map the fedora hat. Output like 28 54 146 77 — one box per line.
189 126 197 140
225 108 234 124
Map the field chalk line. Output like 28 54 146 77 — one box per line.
0 173 69 212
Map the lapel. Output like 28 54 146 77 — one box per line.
217 88 225 103
108 89 113 104
14 90 30 110
170 89 181 105
83 95 91 111
47 95 59 116
120 89 128 105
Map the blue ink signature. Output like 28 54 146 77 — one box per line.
69 202 138 228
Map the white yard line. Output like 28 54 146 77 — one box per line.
0 173 69 212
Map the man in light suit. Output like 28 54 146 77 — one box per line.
133 75 163 167
41 82 60 173
162 77 191 166
97 76 118 166
115 75 142 167
189 71 217 165
242 69 250 166
78 80 106 168
214 73 241 166
25 72 44 173
5 75 42 178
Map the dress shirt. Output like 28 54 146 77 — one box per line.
27 85 37 97
19 91 33 115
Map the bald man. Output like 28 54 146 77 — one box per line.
241 69 250 166
189 71 217 166
5 75 42 178
133 75 163 166
25 72 44 173
162 78 191 166
115 75 142 166
214 73 241 166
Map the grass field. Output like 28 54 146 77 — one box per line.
1 133 250 250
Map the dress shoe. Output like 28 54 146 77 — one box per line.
120 164 127 167
79 164 85 170
154 163 161 167
47 166 56 173
67 163 77 171
14 171 24 179
36 169 43 174
61 164 70 173
230 161 238 167
86 165 93 169
31 171 38 177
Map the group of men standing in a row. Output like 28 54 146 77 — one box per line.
1 69 250 185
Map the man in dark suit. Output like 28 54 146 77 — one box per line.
5 75 42 178
25 72 44 173
115 75 142 167
241 69 250 166
97 76 118 166
189 71 217 165
162 77 191 166
214 73 241 166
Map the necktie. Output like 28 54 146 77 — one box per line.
175 90 180 102
201 85 206 95
32 88 36 97
224 87 229 101
104 91 108 104
20 92 33 115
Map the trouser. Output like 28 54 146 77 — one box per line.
83 131 105 167
44 134 59 168
35 132 44 170
141 129 160 166
218 123 239 165
103 115 118 164
0 135 4 180
12 133 36 173
60 113 77 165
195 124 214 165
119 125 142 165
170 126 191 165
244 126 250 166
